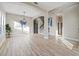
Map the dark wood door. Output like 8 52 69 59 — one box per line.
34 20 38 33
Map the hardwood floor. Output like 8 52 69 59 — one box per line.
0 33 79 56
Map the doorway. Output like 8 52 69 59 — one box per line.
33 16 44 34
57 16 63 36
34 19 38 33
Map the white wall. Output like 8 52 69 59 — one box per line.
63 6 79 41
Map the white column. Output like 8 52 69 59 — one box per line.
29 18 33 39
44 12 48 39
37 18 40 34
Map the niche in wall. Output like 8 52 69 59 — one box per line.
57 16 63 35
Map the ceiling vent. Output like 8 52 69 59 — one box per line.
34 2 38 5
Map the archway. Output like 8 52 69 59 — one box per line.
33 16 44 34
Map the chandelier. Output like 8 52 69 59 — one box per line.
20 11 27 32
20 11 27 26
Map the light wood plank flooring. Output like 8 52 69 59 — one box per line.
0 33 79 56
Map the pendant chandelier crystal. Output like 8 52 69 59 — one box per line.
20 11 27 26
20 11 27 32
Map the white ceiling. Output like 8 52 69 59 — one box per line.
0 2 72 17
29 2 69 11
0 2 44 17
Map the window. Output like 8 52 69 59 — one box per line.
0 11 5 37
14 21 30 33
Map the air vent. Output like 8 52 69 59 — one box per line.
34 2 38 5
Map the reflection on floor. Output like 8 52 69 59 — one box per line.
66 39 79 48
0 34 79 56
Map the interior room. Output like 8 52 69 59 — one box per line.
0 2 79 56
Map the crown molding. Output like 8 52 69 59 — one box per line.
49 2 79 14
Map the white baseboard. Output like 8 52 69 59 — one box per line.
64 36 79 41
39 33 44 35
61 36 79 49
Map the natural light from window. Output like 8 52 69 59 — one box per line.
14 21 30 33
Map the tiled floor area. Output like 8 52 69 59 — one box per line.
0 32 79 56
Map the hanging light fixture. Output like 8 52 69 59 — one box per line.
20 11 27 32
20 11 27 26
